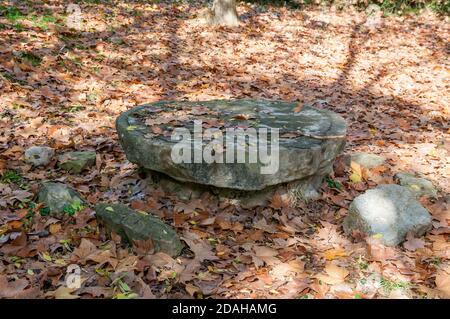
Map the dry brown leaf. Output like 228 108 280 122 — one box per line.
253 217 278 234
72 238 98 262
185 283 201 297
270 259 305 280
366 238 397 261
310 280 330 298
252 245 280 267
145 252 176 268
403 233 426 252
133 238 155 255
87 250 118 268
233 114 253 120
435 267 450 298
316 263 349 285
269 192 291 210
0 275 29 298
47 286 80 299
253 245 278 257
115 256 139 274
324 248 348 260
182 231 218 262
49 223 61 235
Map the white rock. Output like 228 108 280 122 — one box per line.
343 184 432 246
24 146 55 166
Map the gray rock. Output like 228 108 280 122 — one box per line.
116 99 347 193
58 151 96 173
24 146 55 166
351 153 385 168
343 184 432 246
394 172 438 198
95 203 183 257
38 182 85 216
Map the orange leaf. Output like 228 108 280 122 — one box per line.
15 209 28 219
8 220 23 230
49 223 61 235
293 103 303 113
324 248 348 261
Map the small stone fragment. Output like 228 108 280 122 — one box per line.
58 151 96 173
350 153 385 168
38 182 85 216
95 203 183 257
394 172 438 198
24 146 55 167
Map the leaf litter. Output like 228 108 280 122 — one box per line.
0 1 448 299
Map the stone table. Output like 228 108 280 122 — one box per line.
116 99 347 205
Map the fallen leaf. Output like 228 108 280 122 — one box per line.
366 238 397 261
72 238 98 262
233 114 252 120
293 103 303 113
0 275 29 298
316 263 349 285
270 192 291 209
252 245 280 267
324 248 348 260
403 232 425 251
310 280 330 298
49 223 61 235
182 231 218 262
115 256 139 273
133 238 155 255
435 267 450 298
185 283 201 297
253 217 278 233
47 286 80 299
270 259 305 280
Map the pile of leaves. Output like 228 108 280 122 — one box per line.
0 0 448 299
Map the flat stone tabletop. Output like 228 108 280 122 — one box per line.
116 99 347 191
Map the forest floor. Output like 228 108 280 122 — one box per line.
0 0 448 299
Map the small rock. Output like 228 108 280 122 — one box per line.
343 184 432 246
351 153 385 168
394 172 437 198
24 146 55 166
95 203 183 257
38 182 85 216
58 151 96 173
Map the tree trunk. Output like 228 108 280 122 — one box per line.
210 0 239 27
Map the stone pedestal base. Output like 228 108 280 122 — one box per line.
143 169 326 209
